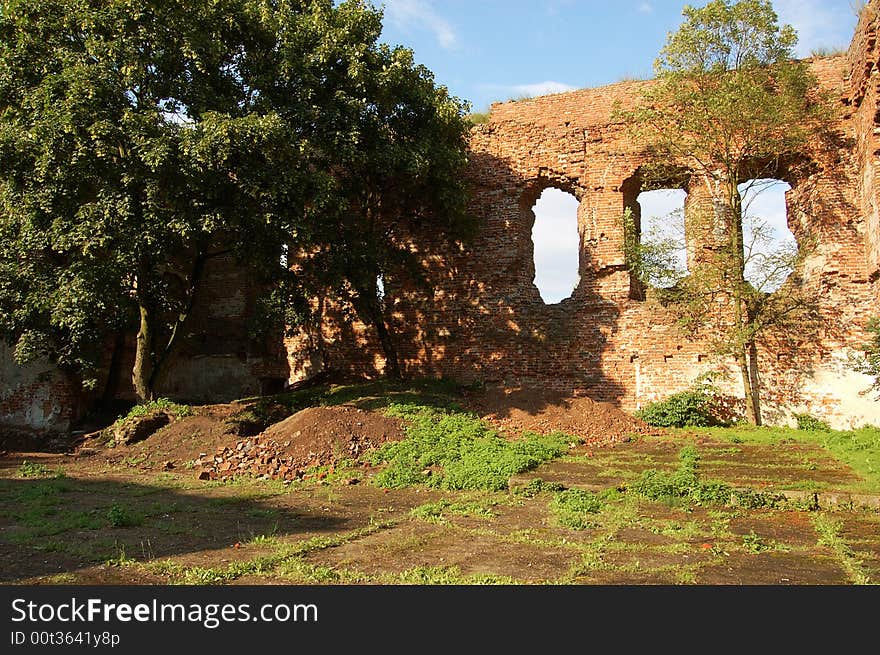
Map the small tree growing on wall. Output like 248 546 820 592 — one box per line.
617 0 836 425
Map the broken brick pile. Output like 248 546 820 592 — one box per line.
196 434 326 482
194 431 382 482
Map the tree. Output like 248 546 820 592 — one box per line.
618 0 836 425
0 0 471 402
850 317 880 399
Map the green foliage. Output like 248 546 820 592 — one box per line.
410 499 495 523
549 488 603 529
850 317 880 397
367 404 571 491
629 446 732 506
17 460 60 479
121 398 192 422
107 504 143 528
794 413 831 432
622 206 687 290
466 112 490 125
511 478 566 497
0 0 472 399
704 424 880 493
634 390 723 428
741 530 775 553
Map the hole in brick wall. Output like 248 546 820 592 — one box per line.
738 179 794 292
531 188 580 304
636 188 687 288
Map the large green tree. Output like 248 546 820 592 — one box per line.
0 0 471 402
619 0 835 425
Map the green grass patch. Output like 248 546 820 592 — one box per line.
120 397 192 422
814 513 871 584
366 404 572 491
396 565 516 585
16 460 63 479
628 446 733 506
106 504 144 528
549 488 603 530
698 424 880 493
411 499 496 523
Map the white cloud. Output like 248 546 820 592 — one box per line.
510 81 578 97
638 2 654 14
773 0 855 57
383 0 457 50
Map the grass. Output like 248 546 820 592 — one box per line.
411 498 497 523
696 424 880 493
814 513 871 584
627 446 733 506
549 488 603 529
3 379 879 586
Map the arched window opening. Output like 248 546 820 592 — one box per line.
635 188 687 289
531 188 580 304
738 179 794 293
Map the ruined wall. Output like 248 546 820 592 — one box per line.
288 27 880 429
0 343 80 433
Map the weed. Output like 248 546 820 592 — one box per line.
794 413 831 432
550 488 603 530
396 565 515 585
120 398 192 422
813 514 871 584
628 446 732 506
511 478 566 497
634 390 726 428
411 499 495 523
17 460 61 478
106 544 137 567
367 404 571 491
107 504 143 528
741 531 774 554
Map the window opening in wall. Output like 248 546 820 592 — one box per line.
531 188 580 304
635 188 687 288
738 179 794 293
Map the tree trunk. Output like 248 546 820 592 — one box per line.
727 178 761 425
372 310 401 380
747 339 762 426
737 350 760 425
132 303 154 403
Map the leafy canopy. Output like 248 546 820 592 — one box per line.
0 0 472 397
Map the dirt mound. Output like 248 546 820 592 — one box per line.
470 387 657 445
198 405 406 482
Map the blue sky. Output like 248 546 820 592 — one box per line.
376 0 859 112
374 1 859 303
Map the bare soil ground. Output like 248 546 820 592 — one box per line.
1 386 878 586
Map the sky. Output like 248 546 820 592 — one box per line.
373 1 860 302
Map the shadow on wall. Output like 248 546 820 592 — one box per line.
287 149 631 415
